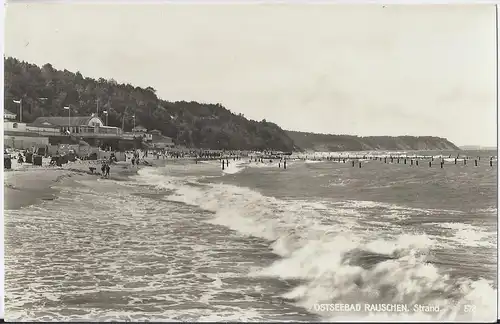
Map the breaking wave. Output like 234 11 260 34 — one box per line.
134 167 497 322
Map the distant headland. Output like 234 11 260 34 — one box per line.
286 131 460 152
459 145 497 151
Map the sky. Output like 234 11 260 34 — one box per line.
4 3 498 147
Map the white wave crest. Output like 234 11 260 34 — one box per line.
133 168 497 322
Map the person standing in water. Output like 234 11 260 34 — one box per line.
105 163 110 178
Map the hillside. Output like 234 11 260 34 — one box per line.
287 131 460 152
4 57 295 151
4 57 461 153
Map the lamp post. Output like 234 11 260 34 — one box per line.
132 114 136 132
12 99 23 122
37 97 48 114
103 110 108 126
64 106 71 134
13 97 49 121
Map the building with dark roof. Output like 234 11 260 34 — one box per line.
148 130 174 149
26 115 146 150
31 115 105 133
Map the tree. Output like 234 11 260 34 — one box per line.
3 56 296 151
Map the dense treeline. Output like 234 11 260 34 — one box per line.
4 57 295 151
4 57 460 152
286 131 460 152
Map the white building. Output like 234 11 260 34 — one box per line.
4 109 17 121
31 115 123 137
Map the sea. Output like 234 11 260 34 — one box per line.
4 150 498 322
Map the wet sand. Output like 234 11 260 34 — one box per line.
4 161 142 210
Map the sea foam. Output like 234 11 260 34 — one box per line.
133 166 497 322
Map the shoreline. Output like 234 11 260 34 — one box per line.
4 149 496 322
4 169 91 210
4 160 145 211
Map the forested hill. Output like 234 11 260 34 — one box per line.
286 131 460 152
4 57 461 152
4 57 295 151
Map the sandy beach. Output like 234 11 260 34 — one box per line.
3 159 146 210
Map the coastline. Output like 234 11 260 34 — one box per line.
4 150 496 322
4 169 89 210
4 160 144 211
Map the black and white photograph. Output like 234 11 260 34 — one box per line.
2 2 498 322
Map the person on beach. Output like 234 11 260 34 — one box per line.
105 163 110 178
101 162 106 177
135 152 140 165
